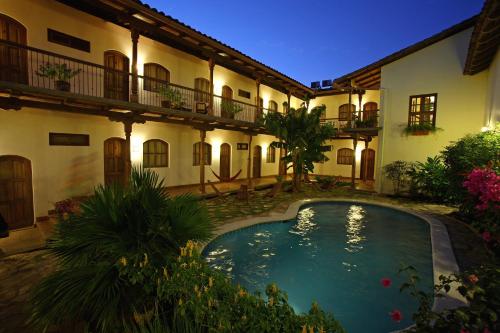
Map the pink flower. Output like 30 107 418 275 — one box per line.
483 328 491 333
463 168 500 211
482 231 492 242
460 329 470 333
380 277 392 288
389 309 402 322
468 274 479 284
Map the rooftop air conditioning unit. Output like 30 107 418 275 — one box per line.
322 79 332 88
310 81 321 89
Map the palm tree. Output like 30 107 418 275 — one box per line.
265 105 335 191
30 167 214 332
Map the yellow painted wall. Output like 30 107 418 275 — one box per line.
376 28 489 193
311 90 381 119
485 49 500 128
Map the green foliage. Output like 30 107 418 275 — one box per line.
159 85 184 108
408 156 450 202
441 126 500 203
36 63 81 82
29 168 213 332
354 118 376 128
125 242 345 333
315 175 337 190
399 265 500 332
382 160 414 195
402 123 442 136
220 100 243 118
264 105 336 191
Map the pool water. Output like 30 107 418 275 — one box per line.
203 202 434 333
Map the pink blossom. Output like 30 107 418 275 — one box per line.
482 231 492 242
483 328 491 333
460 329 470 333
468 274 479 284
389 310 402 322
463 168 500 211
380 277 392 288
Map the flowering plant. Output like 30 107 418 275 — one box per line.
463 167 500 211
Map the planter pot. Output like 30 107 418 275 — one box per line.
161 100 172 108
221 110 234 119
55 80 71 92
411 130 429 136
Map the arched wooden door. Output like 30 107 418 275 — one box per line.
219 143 231 181
0 14 28 84
0 156 34 230
252 145 262 179
363 102 378 124
338 104 356 126
360 149 375 181
104 138 126 186
104 51 129 101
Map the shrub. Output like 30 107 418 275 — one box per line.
30 168 214 332
441 127 500 203
396 265 500 333
315 175 337 190
408 156 449 202
383 161 414 195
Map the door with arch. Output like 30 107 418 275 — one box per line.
221 85 234 118
363 102 378 126
360 148 375 181
252 145 262 179
219 143 231 181
0 155 34 230
338 104 356 126
104 138 126 186
0 14 28 83
104 51 130 101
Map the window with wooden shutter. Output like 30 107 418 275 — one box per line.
143 63 169 92
143 139 168 168
266 145 276 163
338 104 356 121
408 94 437 127
337 148 354 165
193 142 212 166
268 100 278 113
194 78 210 103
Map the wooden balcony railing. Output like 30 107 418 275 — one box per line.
0 39 270 124
320 109 380 131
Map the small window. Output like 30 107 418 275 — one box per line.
194 78 210 103
238 89 251 99
143 139 168 168
266 146 276 163
408 94 437 127
268 100 278 113
193 142 212 166
144 63 170 92
337 148 353 165
47 29 90 52
49 133 89 146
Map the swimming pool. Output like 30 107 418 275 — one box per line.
203 202 434 333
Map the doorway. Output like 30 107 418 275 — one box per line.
252 145 262 178
360 148 375 180
104 138 126 186
104 50 130 101
0 14 28 84
219 143 231 181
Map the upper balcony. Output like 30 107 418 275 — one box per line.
320 109 381 138
0 40 273 134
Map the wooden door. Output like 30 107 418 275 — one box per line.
252 145 262 179
104 51 129 101
360 149 375 181
0 14 27 84
338 104 356 121
363 102 378 124
0 156 34 230
104 138 126 186
219 143 231 181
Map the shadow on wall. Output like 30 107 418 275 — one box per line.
58 152 99 198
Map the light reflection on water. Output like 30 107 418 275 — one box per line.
345 205 367 254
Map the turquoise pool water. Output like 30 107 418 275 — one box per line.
203 202 434 333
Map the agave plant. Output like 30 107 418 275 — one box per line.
29 168 213 332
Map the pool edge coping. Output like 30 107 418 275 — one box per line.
203 197 466 329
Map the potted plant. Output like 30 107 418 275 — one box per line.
36 63 81 91
403 123 442 136
159 85 184 109
355 117 377 128
220 100 243 119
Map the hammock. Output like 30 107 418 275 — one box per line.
210 168 242 182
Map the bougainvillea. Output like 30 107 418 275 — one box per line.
463 167 500 211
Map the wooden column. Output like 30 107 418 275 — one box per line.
123 121 133 185
287 90 291 113
255 78 261 121
247 135 253 187
363 139 369 182
351 136 358 189
358 92 363 117
200 130 206 193
348 87 353 127
130 29 139 103
208 58 215 115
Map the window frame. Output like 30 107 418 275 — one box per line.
337 148 354 165
193 142 212 166
143 63 170 92
408 93 438 127
143 139 169 168
266 145 276 163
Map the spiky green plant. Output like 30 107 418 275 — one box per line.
29 168 213 332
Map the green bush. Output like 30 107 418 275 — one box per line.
29 168 214 332
398 265 500 332
383 160 414 195
315 175 337 190
408 156 450 202
441 127 500 203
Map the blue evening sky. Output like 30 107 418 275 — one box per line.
143 0 483 86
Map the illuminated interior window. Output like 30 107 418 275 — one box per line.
408 93 437 127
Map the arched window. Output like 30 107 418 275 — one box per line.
268 100 278 113
193 142 212 166
194 77 210 103
337 148 354 165
143 63 170 92
222 85 233 99
143 139 168 168
266 145 276 163
338 104 356 121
